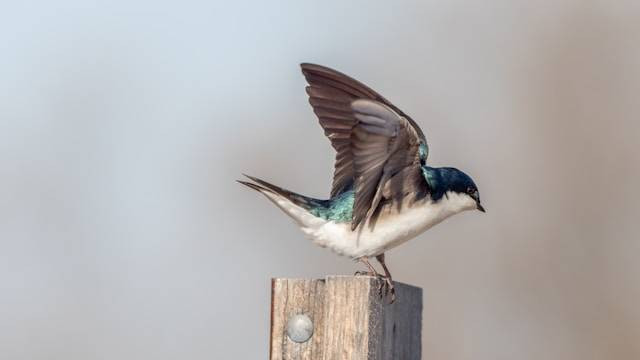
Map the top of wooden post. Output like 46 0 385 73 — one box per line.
270 275 422 360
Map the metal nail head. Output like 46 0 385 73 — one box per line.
286 313 314 343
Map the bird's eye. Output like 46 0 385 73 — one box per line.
467 187 474 194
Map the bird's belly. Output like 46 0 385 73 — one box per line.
303 200 457 258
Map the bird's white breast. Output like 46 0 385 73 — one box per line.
301 191 476 258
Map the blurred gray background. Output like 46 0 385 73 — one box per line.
1 0 639 359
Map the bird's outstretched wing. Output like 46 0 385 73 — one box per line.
301 63 429 230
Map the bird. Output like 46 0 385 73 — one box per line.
238 63 484 302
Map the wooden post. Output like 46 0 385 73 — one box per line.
270 275 422 360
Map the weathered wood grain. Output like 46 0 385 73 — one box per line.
270 276 422 360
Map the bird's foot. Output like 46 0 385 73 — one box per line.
355 268 395 303
377 276 396 304
355 256 381 277
354 270 378 276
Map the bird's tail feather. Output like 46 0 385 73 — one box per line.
237 174 328 228
237 174 323 210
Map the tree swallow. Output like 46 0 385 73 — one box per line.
239 63 484 302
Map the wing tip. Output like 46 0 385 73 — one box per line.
300 63 347 78
300 62 324 70
300 62 322 75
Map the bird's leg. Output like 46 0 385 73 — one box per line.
354 256 380 277
376 253 396 303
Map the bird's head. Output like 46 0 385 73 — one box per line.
423 167 485 213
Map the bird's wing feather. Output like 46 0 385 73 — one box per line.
301 63 428 198
350 99 425 229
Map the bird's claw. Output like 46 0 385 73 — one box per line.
354 270 377 277
354 271 395 303
377 276 396 304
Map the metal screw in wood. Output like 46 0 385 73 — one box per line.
286 313 314 343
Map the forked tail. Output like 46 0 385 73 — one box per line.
237 174 329 227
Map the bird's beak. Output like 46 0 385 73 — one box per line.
476 203 486 213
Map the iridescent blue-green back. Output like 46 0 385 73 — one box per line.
308 189 354 222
